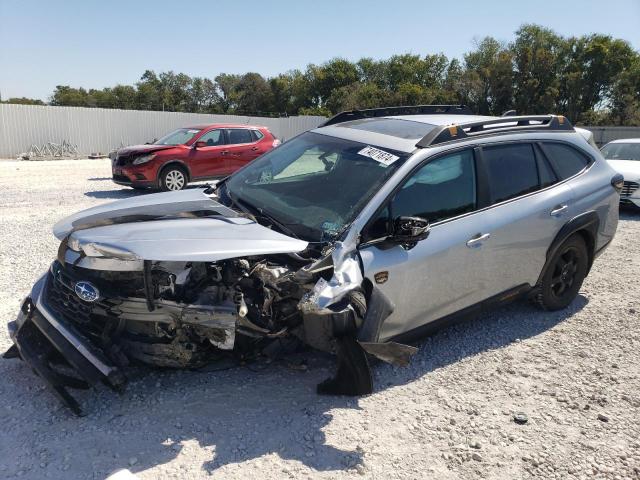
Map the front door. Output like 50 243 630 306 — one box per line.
189 129 228 178
359 148 491 340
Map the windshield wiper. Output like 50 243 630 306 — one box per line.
226 189 301 240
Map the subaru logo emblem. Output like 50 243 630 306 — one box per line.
74 281 100 303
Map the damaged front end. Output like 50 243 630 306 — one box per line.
5 189 415 414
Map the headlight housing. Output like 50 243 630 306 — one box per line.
132 153 156 165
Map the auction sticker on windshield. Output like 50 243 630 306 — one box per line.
358 146 400 166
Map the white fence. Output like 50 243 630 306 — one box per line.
1 103 638 157
0 104 326 157
583 126 640 146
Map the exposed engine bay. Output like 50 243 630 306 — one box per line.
47 252 346 369
5 188 417 415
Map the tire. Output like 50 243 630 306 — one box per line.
159 165 188 191
535 234 589 311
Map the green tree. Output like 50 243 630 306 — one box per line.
305 58 360 108
235 72 274 114
214 73 241 113
136 70 163 110
1 97 45 105
512 24 564 114
462 37 514 115
27 25 640 124
559 35 636 122
50 86 91 106
610 58 640 125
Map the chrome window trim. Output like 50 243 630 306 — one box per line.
357 137 596 248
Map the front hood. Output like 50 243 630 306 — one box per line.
606 160 640 182
117 144 177 156
54 189 308 262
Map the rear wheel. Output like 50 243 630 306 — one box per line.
159 166 188 191
535 234 588 311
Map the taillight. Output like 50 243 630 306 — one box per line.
272 138 281 148
611 174 624 193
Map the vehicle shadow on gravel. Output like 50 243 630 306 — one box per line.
84 184 214 200
620 207 640 220
373 294 589 393
84 189 147 199
0 295 586 478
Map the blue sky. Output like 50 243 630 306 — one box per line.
1 0 639 101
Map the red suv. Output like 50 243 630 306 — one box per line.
112 124 280 191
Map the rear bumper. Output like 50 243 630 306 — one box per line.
5 274 126 415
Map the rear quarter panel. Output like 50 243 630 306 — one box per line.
568 151 619 251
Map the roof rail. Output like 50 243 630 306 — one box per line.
320 104 473 127
416 114 574 148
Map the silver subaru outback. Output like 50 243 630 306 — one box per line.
5 105 622 414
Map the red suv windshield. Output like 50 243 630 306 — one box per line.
154 128 202 145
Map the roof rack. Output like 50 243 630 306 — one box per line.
320 104 473 127
416 114 574 148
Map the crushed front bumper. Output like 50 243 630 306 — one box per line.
5 274 126 415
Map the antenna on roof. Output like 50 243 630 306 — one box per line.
501 110 517 117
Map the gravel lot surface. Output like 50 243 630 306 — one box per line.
0 159 639 480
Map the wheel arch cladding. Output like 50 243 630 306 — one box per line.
537 210 599 286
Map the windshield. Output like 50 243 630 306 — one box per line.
222 132 409 242
601 142 640 161
154 128 202 146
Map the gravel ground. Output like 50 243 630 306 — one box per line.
0 159 639 480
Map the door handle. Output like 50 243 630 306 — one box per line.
466 232 491 248
220 150 229 156
550 204 568 217
251 146 259 151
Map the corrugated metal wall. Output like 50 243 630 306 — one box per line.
2 103 639 157
583 126 640 146
0 104 326 157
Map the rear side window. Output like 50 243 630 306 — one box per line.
226 129 253 144
542 143 590 180
251 130 264 141
483 144 539 204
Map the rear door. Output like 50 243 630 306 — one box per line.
188 129 228 178
474 141 574 296
223 128 262 172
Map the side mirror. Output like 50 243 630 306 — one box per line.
194 141 207 149
391 216 430 248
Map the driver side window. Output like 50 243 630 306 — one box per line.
363 149 477 242
198 129 226 147
392 149 477 223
